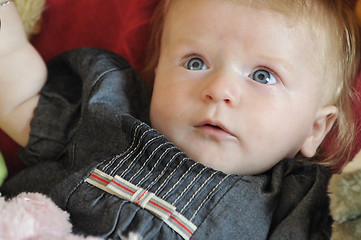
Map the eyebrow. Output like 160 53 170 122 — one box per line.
253 54 297 88
258 54 294 75
165 38 210 59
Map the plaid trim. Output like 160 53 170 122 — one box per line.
85 169 113 194
166 211 198 240
86 169 197 240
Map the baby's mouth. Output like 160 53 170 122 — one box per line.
195 121 236 139
205 123 222 129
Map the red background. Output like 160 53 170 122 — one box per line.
1 0 360 178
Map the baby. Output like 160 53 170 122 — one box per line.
0 0 360 239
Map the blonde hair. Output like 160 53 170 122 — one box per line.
142 0 361 172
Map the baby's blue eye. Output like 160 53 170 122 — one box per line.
250 69 277 84
186 58 208 71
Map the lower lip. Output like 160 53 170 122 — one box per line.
195 125 235 140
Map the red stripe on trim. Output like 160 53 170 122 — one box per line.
90 173 110 184
136 190 148 205
170 215 193 236
149 200 173 215
111 180 136 194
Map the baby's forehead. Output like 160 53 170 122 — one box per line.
253 0 341 90
168 0 337 60
165 0 340 99
168 0 337 53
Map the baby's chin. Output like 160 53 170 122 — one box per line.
183 147 276 176
167 133 266 175
180 148 238 175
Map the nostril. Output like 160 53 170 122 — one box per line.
224 98 230 103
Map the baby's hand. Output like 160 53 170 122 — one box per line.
342 149 361 173
0 1 28 56
0 1 46 146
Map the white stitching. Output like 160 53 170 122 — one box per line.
151 151 184 193
180 171 218 214
109 128 156 176
119 135 163 178
162 162 199 201
155 156 190 196
137 146 178 187
190 175 230 221
128 142 172 183
172 167 207 206
102 122 145 172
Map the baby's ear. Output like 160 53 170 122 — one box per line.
300 106 338 157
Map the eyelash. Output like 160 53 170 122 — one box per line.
257 65 277 75
183 54 207 65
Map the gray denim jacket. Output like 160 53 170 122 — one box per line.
1 48 332 240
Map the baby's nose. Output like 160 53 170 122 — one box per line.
201 71 240 106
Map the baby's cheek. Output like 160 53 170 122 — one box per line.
150 101 168 131
149 101 159 127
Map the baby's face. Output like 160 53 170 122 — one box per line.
150 0 336 175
